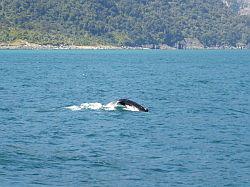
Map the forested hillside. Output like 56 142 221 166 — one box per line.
0 0 249 47
223 0 250 15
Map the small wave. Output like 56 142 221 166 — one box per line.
65 101 139 112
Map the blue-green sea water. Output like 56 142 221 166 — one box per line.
0 50 249 186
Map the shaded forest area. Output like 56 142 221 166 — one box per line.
0 0 249 47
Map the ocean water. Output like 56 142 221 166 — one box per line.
0 50 249 186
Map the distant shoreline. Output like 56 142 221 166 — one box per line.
0 44 150 50
0 46 250 51
0 46 248 50
0 42 248 50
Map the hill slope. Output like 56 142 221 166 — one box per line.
0 0 249 47
223 0 250 15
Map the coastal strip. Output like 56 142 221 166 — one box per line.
0 40 248 50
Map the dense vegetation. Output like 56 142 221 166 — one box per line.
0 0 249 47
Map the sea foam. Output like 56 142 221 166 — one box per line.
65 101 139 112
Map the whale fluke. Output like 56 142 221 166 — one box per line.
117 99 148 112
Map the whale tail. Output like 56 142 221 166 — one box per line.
117 99 148 112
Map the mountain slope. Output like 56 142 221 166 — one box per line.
0 0 249 47
223 0 250 15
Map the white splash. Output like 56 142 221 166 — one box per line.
65 101 139 112
103 101 119 111
123 105 140 112
65 105 82 111
80 102 103 110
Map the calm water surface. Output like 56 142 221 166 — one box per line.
0 50 249 186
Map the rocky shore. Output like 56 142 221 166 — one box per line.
0 39 249 50
0 41 123 50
